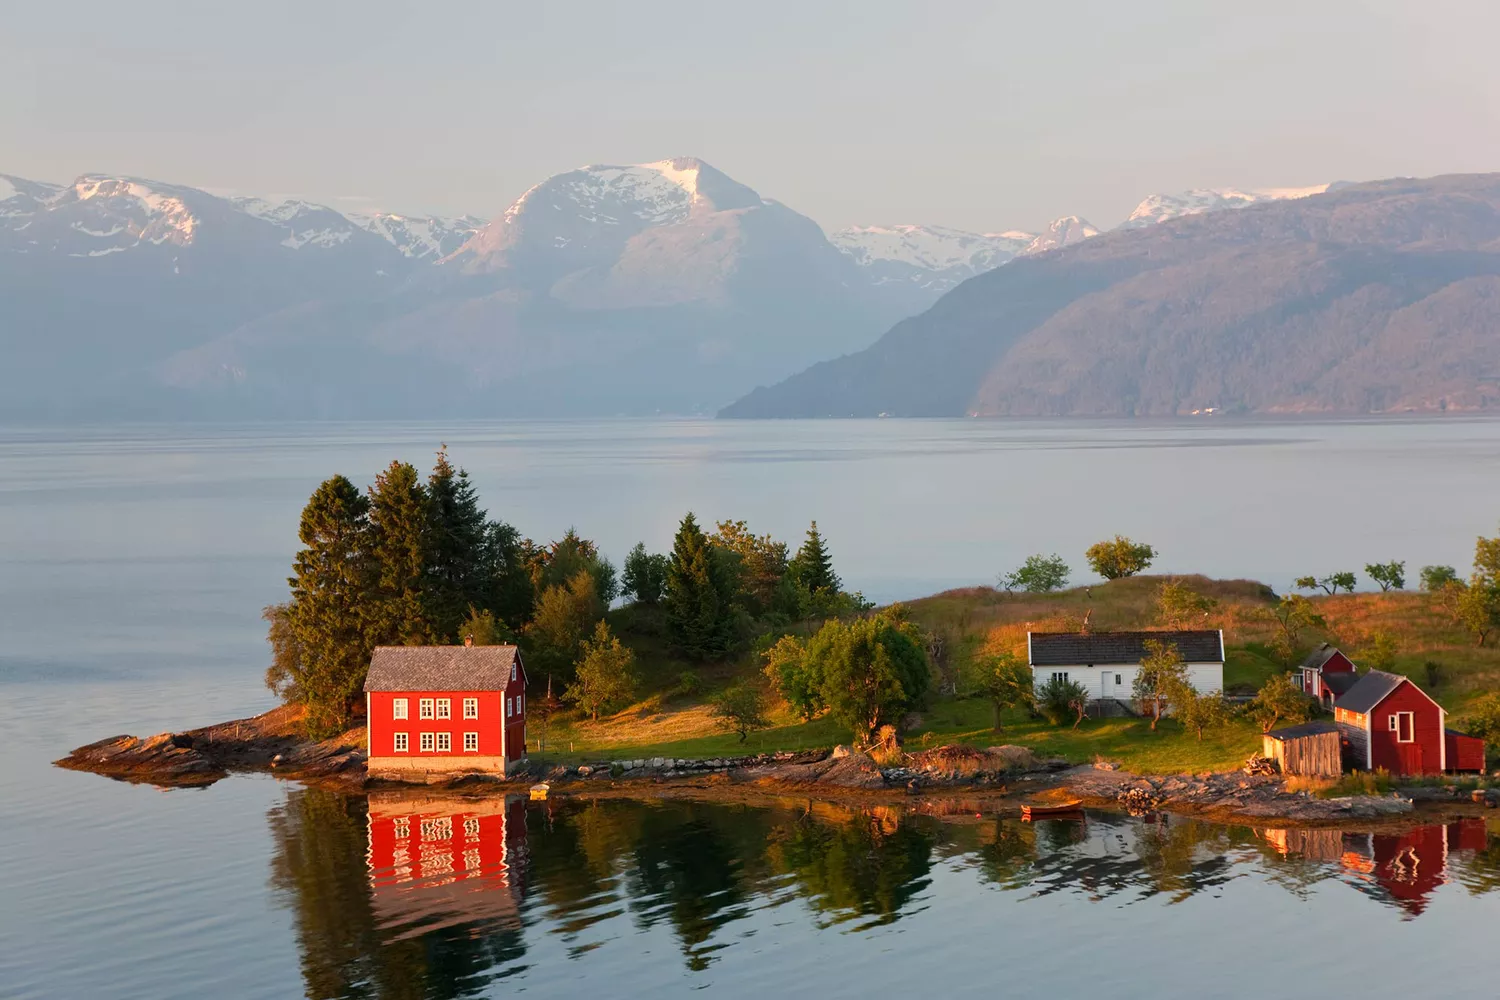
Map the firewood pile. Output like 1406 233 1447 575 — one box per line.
1118 786 1160 815
1242 754 1278 777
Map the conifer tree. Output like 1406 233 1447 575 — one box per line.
790 521 840 596
366 461 434 645
426 447 489 640
665 513 737 660
281 475 375 736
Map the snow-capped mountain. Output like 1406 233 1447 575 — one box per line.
1121 185 1331 228
1022 215 1100 254
348 212 484 260
829 225 1035 294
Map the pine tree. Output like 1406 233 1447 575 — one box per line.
281 476 375 736
664 513 737 660
790 521 840 596
426 446 489 640
366 461 434 646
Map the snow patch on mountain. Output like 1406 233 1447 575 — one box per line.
1021 216 1100 255
831 224 1034 271
1123 185 1331 228
348 212 483 259
0 177 16 203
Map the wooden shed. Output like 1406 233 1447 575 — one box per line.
1264 721 1343 777
1445 729 1487 773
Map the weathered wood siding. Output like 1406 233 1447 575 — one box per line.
1264 730 1343 777
1334 707 1369 770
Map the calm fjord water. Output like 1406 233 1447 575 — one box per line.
2 417 1499 999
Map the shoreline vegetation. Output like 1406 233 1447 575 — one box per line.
57 448 1500 826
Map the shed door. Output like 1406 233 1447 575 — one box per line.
1398 743 1423 776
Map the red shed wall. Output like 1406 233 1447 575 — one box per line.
1446 732 1486 773
1322 651 1356 674
502 662 526 761
368 690 504 757
1368 681 1444 776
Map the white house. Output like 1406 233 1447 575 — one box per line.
1028 630 1225 701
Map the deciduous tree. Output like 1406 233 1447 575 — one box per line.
808 607 929 743
972 652 1035 731
527 570 604 680
709 684 772 743
762 634 822 720
621 542 669 605
712 520 789 616
1133 639 1188 730
1295 572 1356 595
1248 673 1311 733
1085 536 1156 580
1365 561 1406 592
565 620 637 721
1359 629 1398 672
1156 579 1218 629
1172 686 1229 741
458 605 514 646
1001 554 1070 593
1419 565 1458 591
1265 594 1326 666
1440 579 1500 647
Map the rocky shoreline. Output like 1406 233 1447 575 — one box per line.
55 709 1498 825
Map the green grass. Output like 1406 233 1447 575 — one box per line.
560 575 1500 777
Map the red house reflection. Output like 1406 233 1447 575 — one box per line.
366 793 528 939
1261 819 1489 917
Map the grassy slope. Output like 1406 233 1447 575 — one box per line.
540 575 1499 774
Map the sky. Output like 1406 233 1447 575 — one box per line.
5 0 1500 233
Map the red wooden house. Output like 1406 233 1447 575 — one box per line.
364 641 528 778
1332 670 1447 776
1300 643 1358 707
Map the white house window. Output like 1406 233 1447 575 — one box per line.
436 732 452 752
518 694 523 716
507 697 513 718
1050 671 1070 684
1114 674 1122 685
419 698 435 720
463 697 478 719
436 698 451 720
1392 711 1415 743
464 731 478 752
392 698 408 720
511 664 517 681
420 732 435 752
393 732 409 753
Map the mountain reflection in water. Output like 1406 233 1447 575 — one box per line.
266 790 1500 999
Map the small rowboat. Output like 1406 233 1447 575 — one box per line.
1021 800 1083 820
529 783 550 801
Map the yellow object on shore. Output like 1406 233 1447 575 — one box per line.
530 783 550 801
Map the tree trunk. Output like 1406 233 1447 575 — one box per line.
992 701 1002 732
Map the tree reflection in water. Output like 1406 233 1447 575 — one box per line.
267 789 1498 998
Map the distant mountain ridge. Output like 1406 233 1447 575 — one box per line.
721 173 1500 419
1 161 1349 419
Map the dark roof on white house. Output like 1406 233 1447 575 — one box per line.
1321 671 1360 696
1300 643 1345 670
1266 720 1340 741
363 645 522 692
1332 670 1407 715
1028 630 1223 667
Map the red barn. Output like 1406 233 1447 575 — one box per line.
363 642 528 778
1300 643 1358 707
1445 729 1487 773
1332 670 1445 776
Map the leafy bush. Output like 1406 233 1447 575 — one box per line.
1038 674 1088 727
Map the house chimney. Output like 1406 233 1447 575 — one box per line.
463 634 474 648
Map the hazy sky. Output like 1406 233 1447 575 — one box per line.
5 0 1500 232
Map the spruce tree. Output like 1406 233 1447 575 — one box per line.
664 513 737 660
426 446 489 639
791 521 840 596
282 475 375 736
366 461 434 645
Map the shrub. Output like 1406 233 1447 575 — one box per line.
1038 674 1088 728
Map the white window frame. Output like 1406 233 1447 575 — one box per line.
420 732 435 752
393 732 409 753
511 664 517 681
463 697 478 720
464 731 479 752
507 697 513 718
436 732 452 752
419 698 435 720
436 698 451 720
1050 671 1069 684
1392 711 1415 743
517 693 523 716
392 698 408 720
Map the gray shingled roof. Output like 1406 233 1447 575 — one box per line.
363 645 522 692
1266 720 1340 741
1300 643 1343 670
1332 670 1406 714
1028 630 1223 667
1321 671 1360 696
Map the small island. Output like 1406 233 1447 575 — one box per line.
58 449 1500 825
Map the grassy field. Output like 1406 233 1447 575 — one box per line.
540 575 1498 774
